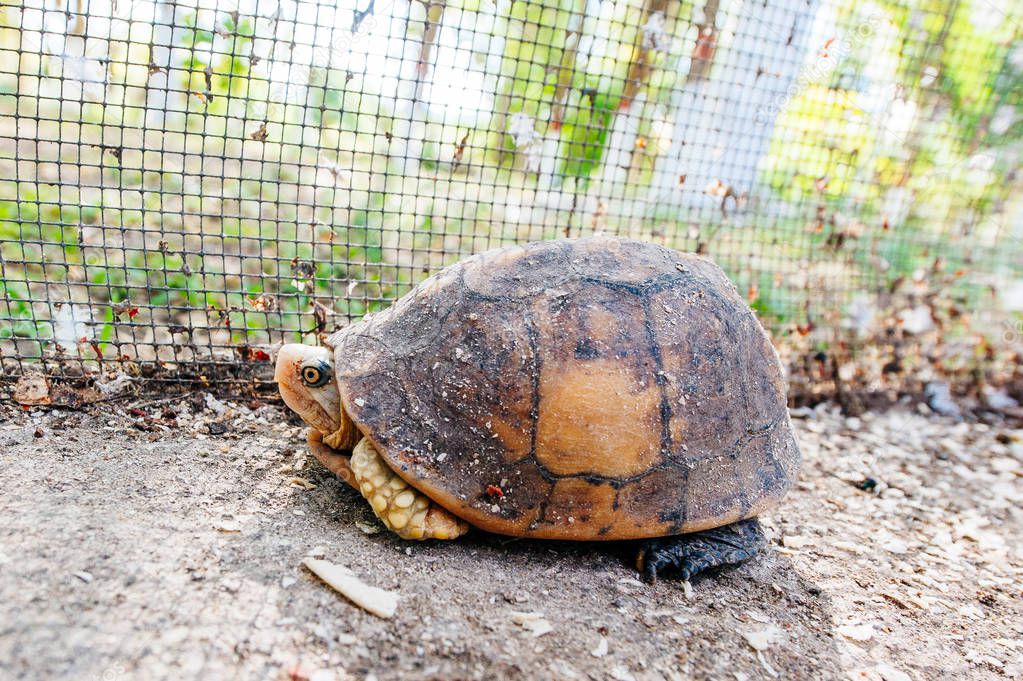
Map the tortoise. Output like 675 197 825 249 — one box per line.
275 236 800 581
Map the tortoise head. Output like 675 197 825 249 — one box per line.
274 344 343 438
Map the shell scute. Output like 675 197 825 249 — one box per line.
462 241 573 298
646 284 749 462
529 283 665 479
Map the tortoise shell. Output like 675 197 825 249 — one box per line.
327 236 800 540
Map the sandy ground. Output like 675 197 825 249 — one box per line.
0 395 1021 681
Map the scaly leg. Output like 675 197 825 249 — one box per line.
307 428 357 489
350 438 469 541
636 518 766 583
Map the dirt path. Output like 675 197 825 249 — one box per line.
0 397 1020 680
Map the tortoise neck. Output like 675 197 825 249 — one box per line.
322 408 359 450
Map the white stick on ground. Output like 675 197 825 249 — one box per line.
302 558 399 619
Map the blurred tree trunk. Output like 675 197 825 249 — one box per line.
618 0 670 110
623 1 685 184
413 0 446 104
548 7 585 131
488 1 576 166
685 0 720 84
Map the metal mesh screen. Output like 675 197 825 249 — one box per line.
1 0 1021 390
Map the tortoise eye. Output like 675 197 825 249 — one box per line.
300 362 330 387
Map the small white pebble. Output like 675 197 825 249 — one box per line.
742 625 780 651
875 663 912 681
837 622 874 642
510 611 553 637
215 520 242 533
610 667 636 681
782 535 812 549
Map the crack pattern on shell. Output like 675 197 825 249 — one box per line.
328 237 801 540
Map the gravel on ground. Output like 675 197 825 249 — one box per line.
0 395 1020 680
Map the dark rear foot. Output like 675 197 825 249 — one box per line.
636 518 766 583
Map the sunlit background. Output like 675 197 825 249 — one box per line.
1 0 1021 397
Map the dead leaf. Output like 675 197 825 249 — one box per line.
250 122 269 142
453 131 470 163
14 374 51 405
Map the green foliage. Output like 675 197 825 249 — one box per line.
760 85 881 204
559 90 617 180
2 0 1019 367
760 0 1021 296
0 279 43 339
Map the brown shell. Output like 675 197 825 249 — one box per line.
327 237 800 540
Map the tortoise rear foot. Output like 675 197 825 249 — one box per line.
636 518 766 584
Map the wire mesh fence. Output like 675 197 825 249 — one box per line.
1 0 1021 395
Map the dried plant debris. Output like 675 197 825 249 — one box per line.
12 372 134 406
787 404 1023 678
302 558 399 619
1 402 1020 679
13 374 51 406
781 258 1023 413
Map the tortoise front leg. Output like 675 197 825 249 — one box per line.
350 438 469 541
636 518 766 583
307 428 358 489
